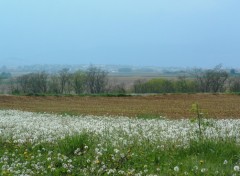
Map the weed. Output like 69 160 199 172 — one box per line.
191 103 206 138
56 132 97 156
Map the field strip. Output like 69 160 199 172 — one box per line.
0 94 240 118
1 109 240 175
1 109 240 145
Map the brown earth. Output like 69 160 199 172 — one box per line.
0 94 240 119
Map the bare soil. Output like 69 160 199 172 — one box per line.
0 94 240 118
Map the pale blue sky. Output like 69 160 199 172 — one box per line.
0 0 240 68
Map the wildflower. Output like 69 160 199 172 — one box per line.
193 166 198 170
201 168 206 173
114 149 120 153
95 148 99 153
120 153 125 158
127 171 133 175
174 166 179 172
107 169 116 174
223 160 228 165
62 163 68 168
234 166 240 172
97 152 102 156
118 170 125 174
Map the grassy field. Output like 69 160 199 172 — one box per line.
1 110 240 175
0 94 240 118
1 94 240 175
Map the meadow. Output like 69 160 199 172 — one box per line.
1 94 240 175
0 109 240 175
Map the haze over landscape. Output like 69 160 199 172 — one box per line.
0 0 240 68
2 2 240 175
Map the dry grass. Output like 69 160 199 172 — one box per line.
0 94 240 118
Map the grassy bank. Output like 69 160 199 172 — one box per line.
1 110 240 175
1 134 240 175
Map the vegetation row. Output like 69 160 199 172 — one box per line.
2 65 240 95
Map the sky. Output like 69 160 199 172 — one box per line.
0 0 240 68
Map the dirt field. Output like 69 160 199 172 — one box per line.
0 94 240 118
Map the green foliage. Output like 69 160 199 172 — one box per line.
56 132 96 156
174 76 198 93
1 134 240 175
8 65 234 95
133 78 175 93
72 70 86 94
133 77 198 94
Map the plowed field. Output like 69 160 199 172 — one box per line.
0 94 240 118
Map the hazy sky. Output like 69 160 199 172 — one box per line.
0 1 240 68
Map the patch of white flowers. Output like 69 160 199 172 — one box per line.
0 110 240 146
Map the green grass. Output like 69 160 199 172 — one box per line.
1 134 240 175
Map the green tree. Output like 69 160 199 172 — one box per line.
72 70 86 94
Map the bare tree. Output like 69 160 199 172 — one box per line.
108 82 126 94
17 74 31 93
72 70 86 94
32 72 48 93
15 72 48 94
48 74 61 94
229 77 240 92
86 66 108 94
9 77 19 94
208 65 228 92
58 68 71 94
193 68 210 92
193 65 229 93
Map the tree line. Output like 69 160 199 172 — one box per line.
10 66 109 95
9 65 240 95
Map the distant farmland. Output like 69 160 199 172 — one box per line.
0 94 240 118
